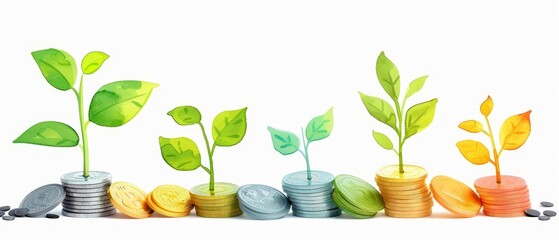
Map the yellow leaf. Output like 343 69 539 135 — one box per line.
500 110 532 150
456 140 491 165
480 96 493 117
458 120 484 133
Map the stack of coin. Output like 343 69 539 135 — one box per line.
108 182 154 218
190 182 242 218
60 171 115 217
237 184 290 220
282 170 341 218
375 165 433 218
146 185 193 217
474 175 530 217
332 174 384 218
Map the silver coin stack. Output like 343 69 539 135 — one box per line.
60 171 116 217
282 170 341 218
237 184 290 220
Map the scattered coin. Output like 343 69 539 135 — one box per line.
46 213 59 219
20 184 66 217
541 201 554 207
538 215 550 221
524 208 540 217
2 215 15 221
14 208 29 217
0 206 9 211
0 210 4 217
543 210 556 217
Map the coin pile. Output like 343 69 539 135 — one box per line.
332 174 384 218
474 175 531 217
282 170 341 218
237 184 290 220
108 182 154 218
146 185 193 217
430 175 481 218
375 165 433 218
61 171 115 217
190 182 242 218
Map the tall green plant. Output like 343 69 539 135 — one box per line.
14 48 158 177
359 52 437 173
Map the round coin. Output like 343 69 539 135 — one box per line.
108 182 153 218
282 171 335 190
238 184 289 214
239 203 288 220
474 175 527 193
62 202 114 210
20 184 65 217
65 191 108 198
62 208 116 218
60 171 112 185
152 185 192 213
430 175 481 218
384 208 432 218
64 195 109 202
334 174 384 212
190 182 239 199
146 192 191 217
64 186 109 194
376 165 427 183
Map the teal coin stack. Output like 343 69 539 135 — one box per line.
282 170 341 218
238 184 290 220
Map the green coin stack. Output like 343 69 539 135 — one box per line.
332 174 384 218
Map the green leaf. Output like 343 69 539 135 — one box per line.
31 48 77 91
159 136 201 171
212 108 248 147
267 126 300 155
305 107 334 142
404 98 438 140
372 130 393 150
404 75 428 100
167 106 202 126
13 121 79 147
376 51 400 99
89 80 159 127
81 51 109 74
358 92 398 133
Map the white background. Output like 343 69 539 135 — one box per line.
0 0 557 238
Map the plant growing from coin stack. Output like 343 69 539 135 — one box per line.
358 51 437 173
456 96 532 183
14 48 158 177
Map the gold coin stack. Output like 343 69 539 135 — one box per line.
190 182 242 218
474 175 530 217
375 165 433 218
146 185 193 217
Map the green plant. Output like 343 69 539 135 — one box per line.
159 106 248 192
456 96 532 183
267 107 334 180
359 52 437 173
14 48 158 177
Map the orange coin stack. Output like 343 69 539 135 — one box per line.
474 175 531 217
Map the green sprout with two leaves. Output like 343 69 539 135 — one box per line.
267 107 334 180
159 106 248 192
359 52 437 173
13 48 158 177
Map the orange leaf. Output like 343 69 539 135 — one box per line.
480 96 493 117
500 110 532 150
456 140 491 165
458 120 483 133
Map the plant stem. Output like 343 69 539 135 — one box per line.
73 74 90 178
198 123 216 191
393 98 405 173
301 128 312 180
485 116 501 183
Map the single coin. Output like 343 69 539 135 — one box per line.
288 196 334 204
292 208 341 218
384 208 432 218
62 200 112 206
284 188 334 197
46 213 59 219
483 209 525 217
191 200 239 208
152 185 192 213
478 193 530 203
524 208 540 217
2 215 15 221
543 210 556 217
430 175 481 218
238 184 289 214
195 208 243 218
64 195 109 202
0 210 4 217
8 209 16 216
108 182 153 218
20 184 65 217
0 206 9 211
62 208 116 218
482 201 531 210
62 202 113 210
541 201 554 207
382 194 433 204
383 199 434 209
376 165 428 183
282 171 335 190
190 183 239 199
539 215 550 221
65 191 107 198
63 206 115 214
332 190 375 216
14 208 29 217
146 192 191 217
380 186 430 196
334 174 384 213
283 185 333 194
60 171 112 185
474 176 526 193
63 182 110 189
64 186 109 194
239 203 288 220
477 187 529 197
